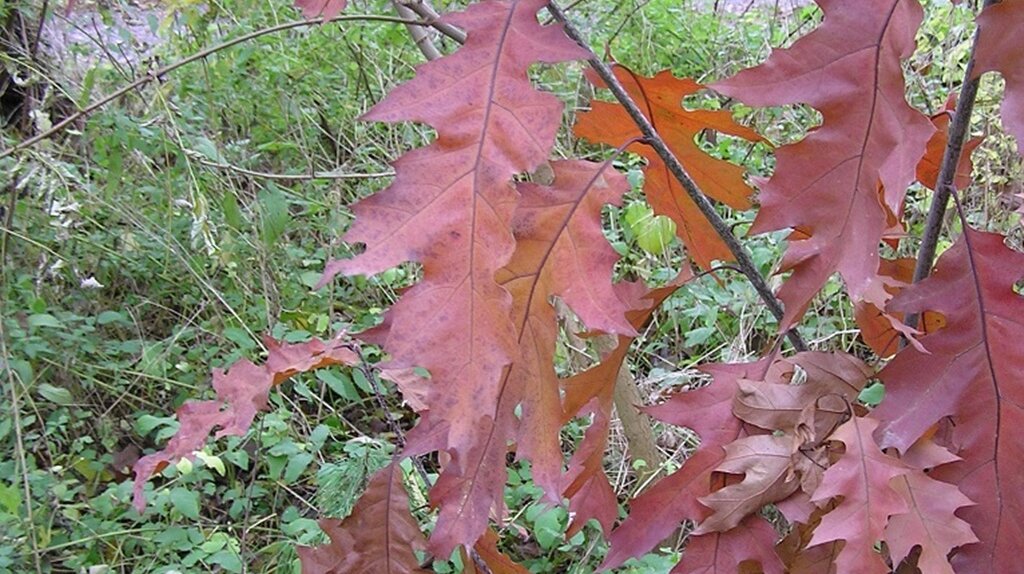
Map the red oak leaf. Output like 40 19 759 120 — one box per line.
713 0 934 328
298 463 428 574
884 435 977 574
561 279 687 536
318 0 587 554
575 65 762 270
603 448 724 570
131 335 358 511
676 515 783 574
974 0 1024 153
498 160 634 498
807 416 909 574
294 0 346 20
873 229 1024 572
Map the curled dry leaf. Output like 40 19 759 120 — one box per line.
132 335 359 511
693 434 800 534
732 351 871 441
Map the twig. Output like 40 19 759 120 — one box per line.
547 0 808 352
392 0 442 61
351 345 432 485
907 0 996 330
0 14 432 160
0 321 43 574
189 153 394 181
397 0 467 44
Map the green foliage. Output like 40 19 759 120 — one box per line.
1 0 1019 572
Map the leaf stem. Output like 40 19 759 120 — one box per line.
908 0 995 330
547 0 807 352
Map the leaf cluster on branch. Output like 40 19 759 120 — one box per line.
126 0 1024 572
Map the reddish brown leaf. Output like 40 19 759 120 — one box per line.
603 448 724 570
713 0 934 328
873 229 1024 572
131 336 358 511
693 434 800 534
884 436 977 574
974 0 1024 153
561 280 686 536
646 360 770 452
732 352 871 439
294 0 346 20
853 258 946 358
676 515 783 574
298 463 428 574
916 94 983 191
807 416 910 574
318 0 587 554
575 66 761 270
498 160 634 497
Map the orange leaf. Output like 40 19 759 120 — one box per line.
575 66 760 270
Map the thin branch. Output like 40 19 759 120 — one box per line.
392 0 442 61
397 0 467 44
907 0 996 330
189 153 394 181
0 14 430 160
547 0 808 352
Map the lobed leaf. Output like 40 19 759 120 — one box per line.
874 229 1024 572
298 462 428 574
807 416 909 574
713 0 934 328
575 65 761 270
131 336 359 511
318 0 590 554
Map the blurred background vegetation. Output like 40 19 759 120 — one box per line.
0 0 1018 572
